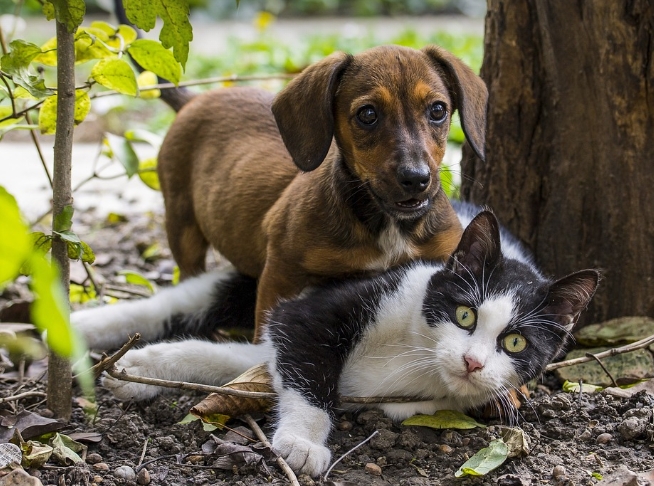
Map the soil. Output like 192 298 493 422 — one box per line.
2 210 654 486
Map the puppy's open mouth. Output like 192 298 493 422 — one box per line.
395 198 429 212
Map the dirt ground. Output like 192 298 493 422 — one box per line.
2 210 654 486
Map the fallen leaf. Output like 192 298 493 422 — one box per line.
575 316 654 346
67 432 102 444
498 427 530 457
603 379 654 398
199 435 268 472
0 410 64 442
562 380 603 393
402 410 486 430
22 441 53 468
0 442 22 468
50 433 86 465
190 364 273 422
455 438 508 477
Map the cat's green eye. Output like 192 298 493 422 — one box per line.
503 334 528 353
455 306 476 328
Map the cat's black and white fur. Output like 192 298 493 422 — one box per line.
72 203 599 476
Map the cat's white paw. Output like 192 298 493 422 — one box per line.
272 432 331 477
101 350 164 401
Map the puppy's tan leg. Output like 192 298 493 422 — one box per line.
166 216 209 280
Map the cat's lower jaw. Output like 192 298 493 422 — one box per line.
272 388 333 477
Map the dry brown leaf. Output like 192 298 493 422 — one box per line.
190 364 275 421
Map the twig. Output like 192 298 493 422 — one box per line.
545 333 654 371
81 262 99 297
323 430 379 481
91 73 296 99
106 368 275 399
104 285 153 298
25 111 54 189
106 368 423 404
243 414 300 486
79 333 141 379
585 353 618 387
138 437 149 467
0 391 47 404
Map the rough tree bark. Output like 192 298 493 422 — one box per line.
47 20 75 421
461 1 654 324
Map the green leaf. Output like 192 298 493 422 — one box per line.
90 22 138 49
138 157 161 191
54 204 74 233
157 0 192 69
118 270 156 294
49 433 86 465
31 232 53 254
125 128 163 148
38 95 57 135
455 438 508 477
402 410 486 430
105 133 139 177
42 2 55 20
91 58 138 96
38 89 90 132
75 29 115 64
80 241 95 264
69 283 97 304
0 187 31 284
29 255 76 357
0 106 21 129
562 380 603 394
45 0 86 32
124 0 192 69
123 0 157 31
128 39 181 84
1 40 52 98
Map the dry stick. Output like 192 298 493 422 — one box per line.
545 333 654 372
0 391 47 404
79 333 141 379
585 353 618 387
243 414 300 486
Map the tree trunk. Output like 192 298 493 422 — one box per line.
461 1 654 325
48 20 75 421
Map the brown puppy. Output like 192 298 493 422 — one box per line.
157 45 488 340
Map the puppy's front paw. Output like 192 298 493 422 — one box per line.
272 432 331 477
101 350 164 401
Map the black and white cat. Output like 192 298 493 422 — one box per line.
72 204 599 476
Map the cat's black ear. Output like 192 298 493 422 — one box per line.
544 269 600 332
448 210 502 277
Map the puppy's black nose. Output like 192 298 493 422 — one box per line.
397 166 430 194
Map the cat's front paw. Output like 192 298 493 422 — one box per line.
272 433 331 477
101 350 164 401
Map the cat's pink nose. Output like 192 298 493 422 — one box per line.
464 356 484 373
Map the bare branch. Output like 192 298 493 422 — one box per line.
0 391 47 404
546 334 654 371
243 414 300 486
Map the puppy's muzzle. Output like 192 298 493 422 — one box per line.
397 165 431 195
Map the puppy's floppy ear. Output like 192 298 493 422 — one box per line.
422 45 488 161
272 51 353 172
448 210 501 277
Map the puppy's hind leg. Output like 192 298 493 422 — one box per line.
167 212 209 280
72 269 256 350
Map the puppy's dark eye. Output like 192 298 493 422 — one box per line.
429 102 447 124
356 105 378 126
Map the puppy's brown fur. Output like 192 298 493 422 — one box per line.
157 45 488 340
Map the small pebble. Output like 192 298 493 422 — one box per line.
461 437 470 446
92 476 103 484
114 465 136 480
365 463 382 476
337 420 353 431
596 433 613 444
93 463 109 472
86 453 103 465
39 409 54 418
577 429 592 441
438 444 453 454
137 468 150 485
552 465 566 478
618 417 645 441
297 474 315 486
